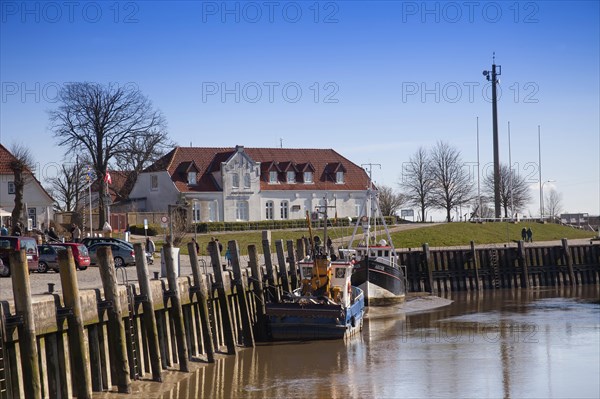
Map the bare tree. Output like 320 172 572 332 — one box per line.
400 147 434 223
113 130 174 178
46 161 87 212
429 141 474 222
544 189 563 220
9 144 35 232
377 185 407 217
483 164 532 217
49 82 168 229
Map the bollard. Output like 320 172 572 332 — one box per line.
154 272 160 280
97 246 132 393
47 283 55 294
58 248 93 398
133 243 163 382
187 242 215 363
9 249 42 399
163 242 189 372
229 240 254 347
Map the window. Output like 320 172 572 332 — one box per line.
209 202 217 222
265 201 274 220
236 201 249 221
355 204 362 217
303 171 313 183
269 171 278 184
192 204 200 223
8 181 15 194
151 175 158 190
287 171 296 183
336 171 344 184
244 173 251 188
232 173 239 188
280 201 289 219
188 171 197 185
28 208 37 228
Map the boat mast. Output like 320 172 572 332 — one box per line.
363 163 380 246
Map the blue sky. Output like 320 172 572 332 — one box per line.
1 0 599 220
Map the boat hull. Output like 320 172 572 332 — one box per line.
351 259 406 306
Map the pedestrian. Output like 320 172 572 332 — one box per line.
225 248 232 267
521 227 527 241
215 238 223 253
71 223 81 243
48 226 59 241
0 224 8 236
526 227 533 243
146 236 156 254
12 222 22 236
191 238 200 255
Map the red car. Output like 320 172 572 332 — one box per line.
49 243 90 270
0 236 39 277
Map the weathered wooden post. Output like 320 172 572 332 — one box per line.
275 240 291 295
163 242 189 371
187 243 215 362
286 240 298 290
9 250 41 399
208 241 237 354
133 243 163 381
248 245 268 341
296 238 306 261
517 240 529 289
470 241 480 291
262 233 278 302
57 248 92 398
97 246 131 393
229 240 254 347
561 238 576 286
423 243 434 293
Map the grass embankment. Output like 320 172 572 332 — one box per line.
134 222 595 255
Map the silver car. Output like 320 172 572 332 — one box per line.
37 244 65 273
88 242 135 267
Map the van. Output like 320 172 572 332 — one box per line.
0 236 40 277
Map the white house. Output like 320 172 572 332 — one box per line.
127 146 371 222
0 144 55 229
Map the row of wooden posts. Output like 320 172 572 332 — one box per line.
1 235 599 398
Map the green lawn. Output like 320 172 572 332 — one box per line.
137 222 596 255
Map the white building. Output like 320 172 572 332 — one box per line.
0 144 55 229
127 146 371 222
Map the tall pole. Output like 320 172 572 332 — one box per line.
483 54 502 218
508 121 513 218
88 182 92 236
538 125 543 219
477 116 481 218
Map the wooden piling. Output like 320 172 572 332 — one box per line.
262 239 278 302
9 249 41 399
57 248 92 398
470 241 480 291
286 240 298 290
296 238 306 261
275 240 291 295
133 243 163 381
163 242 189 372
248 245 268 342
187 243 215 363
208 241 237 355
561 238 576 286
423 244 434 293
229 240 254 347
97 246 131 393
517 241 529 289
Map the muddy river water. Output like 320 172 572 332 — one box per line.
101 287 599 398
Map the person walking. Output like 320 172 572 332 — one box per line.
0 224 8 236
521 227 527 242
191 238 200 255
146 237 156 254
48 226 59 241
526 227 533 243
71 223 81 243
12 222 22 236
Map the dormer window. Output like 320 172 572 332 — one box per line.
336 171 344 184
287 171 296 183
188 171 197 185
244 173 251 188
303 171 313 184
232 173 240 188
269 171 278 184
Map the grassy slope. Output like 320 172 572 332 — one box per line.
144 222 595 255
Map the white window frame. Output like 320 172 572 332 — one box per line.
236 201 249 221
244 173 251 188
209 201 217 222
287 171 296 183
265 201 274 220
303 171 313 183
280 201 289 220
8 181 15 194
232 173 240 189
150 175 158 191
188 171 197 185
269 171 278 184
336 171 344 184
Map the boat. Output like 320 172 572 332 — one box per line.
342 168 407 306
265 208 365 341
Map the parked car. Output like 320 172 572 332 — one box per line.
37 244 65 273
88 242 135 267
81 237 133 250
49 243 91 270
0 236 40 277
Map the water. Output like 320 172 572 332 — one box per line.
112 287 600 399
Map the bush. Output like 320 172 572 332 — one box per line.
129 224 159 236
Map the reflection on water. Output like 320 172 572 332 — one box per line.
133 287 599 399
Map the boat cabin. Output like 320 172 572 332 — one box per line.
298 257 354 307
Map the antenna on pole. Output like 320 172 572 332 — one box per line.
279 138 283 148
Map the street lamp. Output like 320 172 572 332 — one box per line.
540 180 556 221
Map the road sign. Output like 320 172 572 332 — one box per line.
144 219 148 230
160 216 168 228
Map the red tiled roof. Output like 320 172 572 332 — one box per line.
143 146 369 192
0 144 54 202
91 170 136 202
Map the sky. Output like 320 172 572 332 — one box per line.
1 0 599 221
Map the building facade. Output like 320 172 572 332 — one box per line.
127 146 371 222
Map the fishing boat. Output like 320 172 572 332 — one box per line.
343 168 407 306
265 208 365 341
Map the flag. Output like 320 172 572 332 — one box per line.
86 165 93 182
104 171 112 185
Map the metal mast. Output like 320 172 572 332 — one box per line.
483 53 502 218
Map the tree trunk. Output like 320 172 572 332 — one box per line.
11 166 25 228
